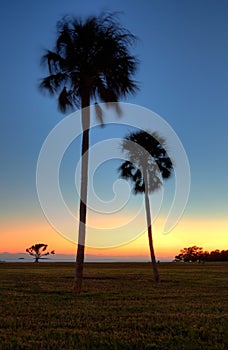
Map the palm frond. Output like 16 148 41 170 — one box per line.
134 178 145 194
39 72 67 95
156 157 173 179
56 21 74 56
41 50 63 74
58 87 74 113
118 161 135 179
39 76 55 95
118 161 145 194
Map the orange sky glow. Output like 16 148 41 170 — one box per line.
1 213 227 260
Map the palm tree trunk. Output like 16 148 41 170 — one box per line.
73 92 90 294
143 167 160 283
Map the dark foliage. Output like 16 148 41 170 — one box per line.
26 244 55 263
174 246 228 262
39 12 138 113
205 249 228 262
118 130 173 194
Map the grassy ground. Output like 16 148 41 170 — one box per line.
0 262 227 350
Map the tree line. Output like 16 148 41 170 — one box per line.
174 246 228 262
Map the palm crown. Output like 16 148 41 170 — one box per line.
39 13 138 112
119 130 173 193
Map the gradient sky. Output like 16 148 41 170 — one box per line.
0 0 228 260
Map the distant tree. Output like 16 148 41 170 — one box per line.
174 247 228 262
220 250 228 261
207 249 228 261
174 246 206 263
119 130 173 283
26 244 55 263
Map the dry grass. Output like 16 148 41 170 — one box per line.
0 262 227 349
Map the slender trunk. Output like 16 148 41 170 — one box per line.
143 167 160 283
73 92 90 294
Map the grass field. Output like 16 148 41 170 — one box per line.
0 262 227 350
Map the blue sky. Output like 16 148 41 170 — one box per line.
1 0 228 254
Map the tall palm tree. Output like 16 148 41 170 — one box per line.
118 130 173 283
39 13 138 293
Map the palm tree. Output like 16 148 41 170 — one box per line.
39 13 138 293
26 243 55 263
118 130 173 282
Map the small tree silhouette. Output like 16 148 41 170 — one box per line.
26 244 55 263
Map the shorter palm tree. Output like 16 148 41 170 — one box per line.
26 244 55 263
118 130 173 282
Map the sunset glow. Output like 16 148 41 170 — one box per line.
1 1 228 262
1 213 227 260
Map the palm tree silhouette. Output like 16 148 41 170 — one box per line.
119 130 173 282
39 13 138 293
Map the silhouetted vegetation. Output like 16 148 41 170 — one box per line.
26 243 55 262
205 249 228 261
119 130 173 282
39 12 138 293
174 246 228 262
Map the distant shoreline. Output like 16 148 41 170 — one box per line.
0 253 172 263
0 259 171 263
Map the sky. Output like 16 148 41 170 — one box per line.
0 0 228 261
